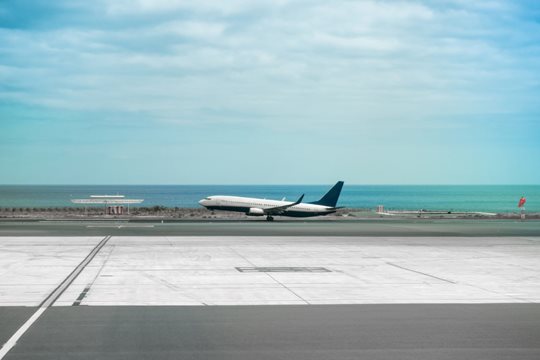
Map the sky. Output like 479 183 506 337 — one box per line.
1 0 539 185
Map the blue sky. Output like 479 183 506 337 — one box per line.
1 0 539 184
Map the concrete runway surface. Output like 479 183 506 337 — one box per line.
1 234 539 359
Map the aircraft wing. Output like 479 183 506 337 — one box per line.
264 194 304 215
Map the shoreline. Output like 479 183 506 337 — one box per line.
0 207 537 220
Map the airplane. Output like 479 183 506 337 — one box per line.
198 181 344 221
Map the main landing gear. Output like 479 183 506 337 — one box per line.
266 216 274 221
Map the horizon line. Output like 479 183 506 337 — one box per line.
0 183 539 187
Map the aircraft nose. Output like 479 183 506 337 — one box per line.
198 199 207 206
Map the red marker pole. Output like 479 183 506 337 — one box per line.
518 197 526 220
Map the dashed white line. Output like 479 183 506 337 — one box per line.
86 225 154 228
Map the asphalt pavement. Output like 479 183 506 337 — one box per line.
1 219 540 236
4 304 540 360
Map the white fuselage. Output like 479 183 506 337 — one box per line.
198 195 335 217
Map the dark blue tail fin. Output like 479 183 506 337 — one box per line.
310 181 344 207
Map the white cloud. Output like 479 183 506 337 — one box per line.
152 20 226 39
311 33 401 52
1 0 539 130
105 0 289 16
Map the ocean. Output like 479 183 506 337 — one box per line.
0 185 537 213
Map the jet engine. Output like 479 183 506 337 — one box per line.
246 208 265 216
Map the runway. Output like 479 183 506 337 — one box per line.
1 219 540 236
1 234 539 359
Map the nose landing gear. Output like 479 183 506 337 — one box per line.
266 216 274 221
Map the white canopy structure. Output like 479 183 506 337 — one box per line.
71 198 143 205
71 195 144 215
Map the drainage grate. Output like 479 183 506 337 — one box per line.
236 267 331 273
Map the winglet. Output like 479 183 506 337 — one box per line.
294 194 304 205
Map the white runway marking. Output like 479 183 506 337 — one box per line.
86 225 155 228
0 236 111 359
0 308 46 359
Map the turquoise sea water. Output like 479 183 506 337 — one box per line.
0 185 537 213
